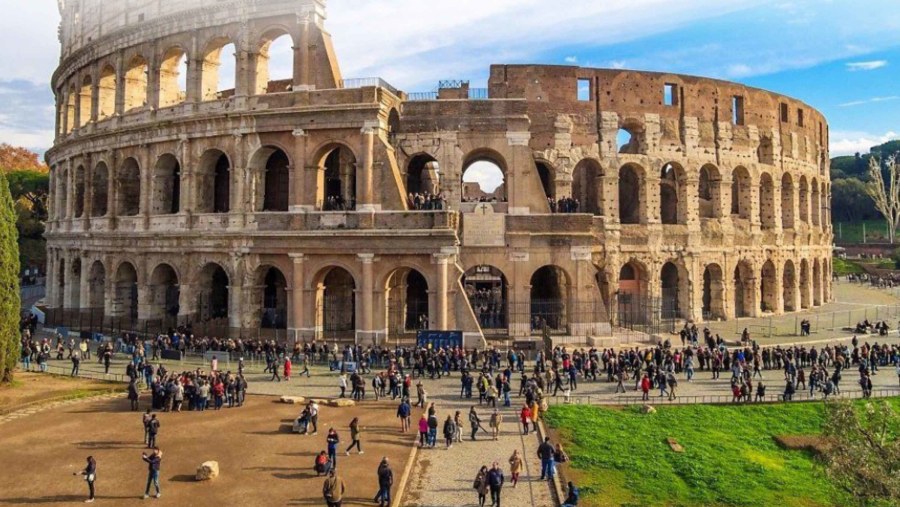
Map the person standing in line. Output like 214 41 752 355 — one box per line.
469 406 481 441
486 461 505 507
284 356 292 381
338 374 348 398
473 465 489 507
442 415 456 449
323 469 345 507
519 404 531 434
141 448 162 499
73 455 97 503
128 379 140 411
374 457 393 507
489 409 502 440
345 417 363 455
326 428 340 469
146 414 160 449
142 410 152 445
396 398 411 432
508 450 523 488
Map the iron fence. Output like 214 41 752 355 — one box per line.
549 388 900 406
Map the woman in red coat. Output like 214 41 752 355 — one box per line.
519 404 531 434
284 357 292 381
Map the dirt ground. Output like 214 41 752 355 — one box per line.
0 372 122 412
0 394 414 506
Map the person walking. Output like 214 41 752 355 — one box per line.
73 455 97 503
327 428 340 469
486 461 505 507
128 380 140 411
508 450 523 488
146 414 160 449
417 414 428 447
71 351 81 377
322 469 346 507
339 374 348 398
442 415 456 449
473 465 489 507
396 398 411 432
284 356 292 381
141 448 162 499
469 406 482 441
345 417 363 455
489 409 502 440
270 357 281 382
537 436 555 481
375 457 393 507
142 409 153 445
519 404 531 434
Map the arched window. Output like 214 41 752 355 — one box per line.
462 265 508 334
462 153 506 203
316 145 357 211
535 161 555 200
660 163 686 225
316 267 357 340
530 266 569 333
201 39 237 101
781 173 795 229
117 158 141 216
197 263 229 321
91 162 109 217
406 154 440 198
124 56 149 112
731 166 752 220
159 47 187 108
262 149 290 212
196 150 231 213
702 264 725 320
572 159 602 215
760 260 777 312
65 87 76 133
73 166 86 218
698 164 721 219
255 32 294 94
78 76 92 126
97 65 116 120
152 154 181 215
386 268 429 336
618 164 643 224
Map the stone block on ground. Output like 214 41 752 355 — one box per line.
195 461 219 481
280 396 306 404
327 398 355 408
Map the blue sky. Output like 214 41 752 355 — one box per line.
0 0 897 156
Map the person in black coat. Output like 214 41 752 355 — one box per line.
73 456 97 503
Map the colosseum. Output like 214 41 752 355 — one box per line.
44 0 833 347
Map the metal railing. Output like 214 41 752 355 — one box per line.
340 77 400 96
549 388 900 406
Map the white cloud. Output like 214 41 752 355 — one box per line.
830 130 899 156
838 96 900 107
564 56 578 64
846 60 888 71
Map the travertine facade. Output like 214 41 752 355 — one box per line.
46 0 832 345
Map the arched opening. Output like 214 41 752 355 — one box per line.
799 176 809 224
317 145 356 211
159 47 187 108
91 162 109 217
463 265 508 335
260 267 287 329
255 32 294 95
201 39 237 101
65 88 76 133
760 260 777 313
813 259 822 306
781 173 795 229
535 161 555 200
87 261 105 311
261 148 290 212
698 164 721 219
800 259 811 309
758 135 775 165
117 158 141 216
462 152 506 202
617 120 644 154
618 163 643 224
386 268 429 338
731 166 752 219
196 150 231 213
661 261 686 319
78 76 92 126
73 166 86 218
97 65 116 121
811 178 821 227
406 154 440 199
702 264 726 321
112 262 138 325
660 162 686 225
197 263 229 322
759 172 776 229
530 266 569 334
617 261 647 327
152 154 181 215
316 267 357 340
783 260 797 312
572 159 602 215
148 264 180 325
124 56 148 112
58 169 68 219
733 261 755 318
387 108 401 141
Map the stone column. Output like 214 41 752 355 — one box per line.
434 253 450 331
289 254 306 341
114 51 126 116
228 282 243 331
141 144 152 229
45 249 57 309
358 254 376 342
294 17 310 89
78 254 91 311
357 125 377 211
177 283 194 326
684 177 700 227
773 261 785 314
186 57 202 105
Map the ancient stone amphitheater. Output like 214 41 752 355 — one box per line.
45 0 832 346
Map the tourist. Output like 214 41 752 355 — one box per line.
72 455 97 503
314 451 332 476
469 406 482 441
396 398 411 432
417 414 428 447
489 409 502 440
326 428 340 468
454 410 464 443
473 465 489 507
508 450 523 488
345 417 363 455
538 436 555 481
486 461 505 507
339 373 347 398
322 469 345 507
270 356 281 382
519 404 531 434
562 481 580 506
142 409 152 445
284 356 292 381
71 351 81 376
375 457 393 507
146 414 160 449
427 411 439 447
128 379 140 411
640 374 650 401
141 448 162 499
443 415 456 448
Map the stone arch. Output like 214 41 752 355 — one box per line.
201 37 237 101
385 267 430 337
760 260 777 313
618 163 644 224
530 265 571 334
572 158 603 215
731 166 752 219
314 143 357 211
462 265 508 334
65 86 76 133
813 259 822 306
124 55 149 112
799 176 809 224
660 162 687 225
251 266 287 329
151 154 181 215
78 75 92 126
73 165 86 218
462 149 507 202
255 30 295 95
733 260 755 318
759 172 776 229
617 118 645 155
148 263 180 322
781 173 795 229
535 160 556 200
811 177 821 227
91 162 109 217
702 263 726 321
698 164 721 219
112 261 138 323
617 260 649 326
97 65 116 121
158 47 188 108
196 149 231 213
661 260 689 319
314 266 357 340
388 108 401 139
406 153 440 197
799 259 811 309
758 134 775 165
117 157 141 216
196 263 230 322
87 260 105 310
783 260 797 312
248 146 291 212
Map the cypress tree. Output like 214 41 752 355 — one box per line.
0 172 21 383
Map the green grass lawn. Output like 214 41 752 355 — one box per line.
545 400 900 507
832 257 864 275
834 220 896 244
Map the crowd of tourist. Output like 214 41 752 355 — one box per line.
548 196 580 214
407 192 447 210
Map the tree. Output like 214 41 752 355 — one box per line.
866 155 900 244
0 143 48 174
0 172 21 383
832 178 876 222
822 400 900 506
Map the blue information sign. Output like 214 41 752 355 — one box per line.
416 331 463 350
